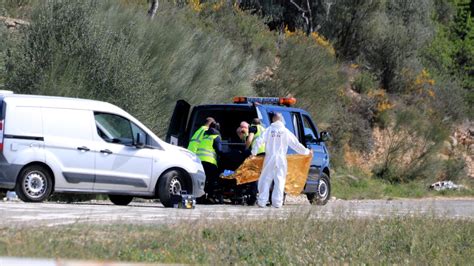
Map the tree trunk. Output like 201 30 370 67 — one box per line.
148 0 159 19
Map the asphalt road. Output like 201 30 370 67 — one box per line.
0 198 472 227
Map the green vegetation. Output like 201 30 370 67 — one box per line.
0 215 472 264
4 1 260 134
255 31 345 123
333 170 474 199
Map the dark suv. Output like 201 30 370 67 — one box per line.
167 97 331 205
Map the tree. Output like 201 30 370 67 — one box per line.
148 0 159 19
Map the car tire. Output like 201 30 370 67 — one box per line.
15 165 53 203
158 170 187 208
307 173 331 205
109 195 133 206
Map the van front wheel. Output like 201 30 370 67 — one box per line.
158 170 187 208
15 165 53 203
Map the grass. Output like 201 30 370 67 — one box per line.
332 168 474 200
0 215 472 264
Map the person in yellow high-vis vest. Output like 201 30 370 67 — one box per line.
196 121 223 196
187 117 215 153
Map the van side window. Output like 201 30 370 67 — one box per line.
302 115 318 141
95 113 133 145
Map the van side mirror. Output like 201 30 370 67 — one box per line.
305 134 317 144
135 133 145 148
319 131 331 142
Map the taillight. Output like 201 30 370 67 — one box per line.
0 120 3 152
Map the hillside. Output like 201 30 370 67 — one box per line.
1 0 473 197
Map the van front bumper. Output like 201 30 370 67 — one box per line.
191 170 206 197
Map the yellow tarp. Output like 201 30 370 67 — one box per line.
224 154 312 195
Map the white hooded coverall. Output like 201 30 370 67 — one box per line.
251 120 310 208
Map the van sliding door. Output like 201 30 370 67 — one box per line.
42 108 96 190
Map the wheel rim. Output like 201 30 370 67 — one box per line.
318 179 328 199
169 176 182 195
24 171 47 199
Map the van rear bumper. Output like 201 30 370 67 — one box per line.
0 160 21 189
190 170 206 197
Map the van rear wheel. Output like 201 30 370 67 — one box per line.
15 165 53 203
109 195 133 206
307 173 331 205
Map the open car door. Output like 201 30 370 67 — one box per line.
166 100 190 147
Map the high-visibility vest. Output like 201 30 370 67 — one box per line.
187 126 208 153
251 124 266 154
196 134 219 166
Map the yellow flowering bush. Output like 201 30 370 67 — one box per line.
188 0 230 13
212 0 224 11
350 63 359 69
368 89 394 113
189 0 203 12
310 32 336 56
283 26 336 56
411 69 436 99
283 25 305 38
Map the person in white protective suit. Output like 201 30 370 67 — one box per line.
251 112 312 208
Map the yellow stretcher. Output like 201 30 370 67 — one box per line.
222 154 312 195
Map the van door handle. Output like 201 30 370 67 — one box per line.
100 149 113 154
77 146 90 152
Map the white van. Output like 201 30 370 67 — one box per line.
0 92 205 207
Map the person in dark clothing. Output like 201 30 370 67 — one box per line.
196 122 223 197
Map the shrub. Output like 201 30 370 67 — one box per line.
352 71 377 94
0 26 7 89
6 0 154 120
304 0 436 93
190 1 276 65
5 0 258 136
314 0 384 60
439 156 467 182
254 32 345 125
431 77 467 121
327 104 374 168
0 0 32 17
373 108 449 183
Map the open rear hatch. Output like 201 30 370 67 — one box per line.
167 100 259 168
166 100 190 147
